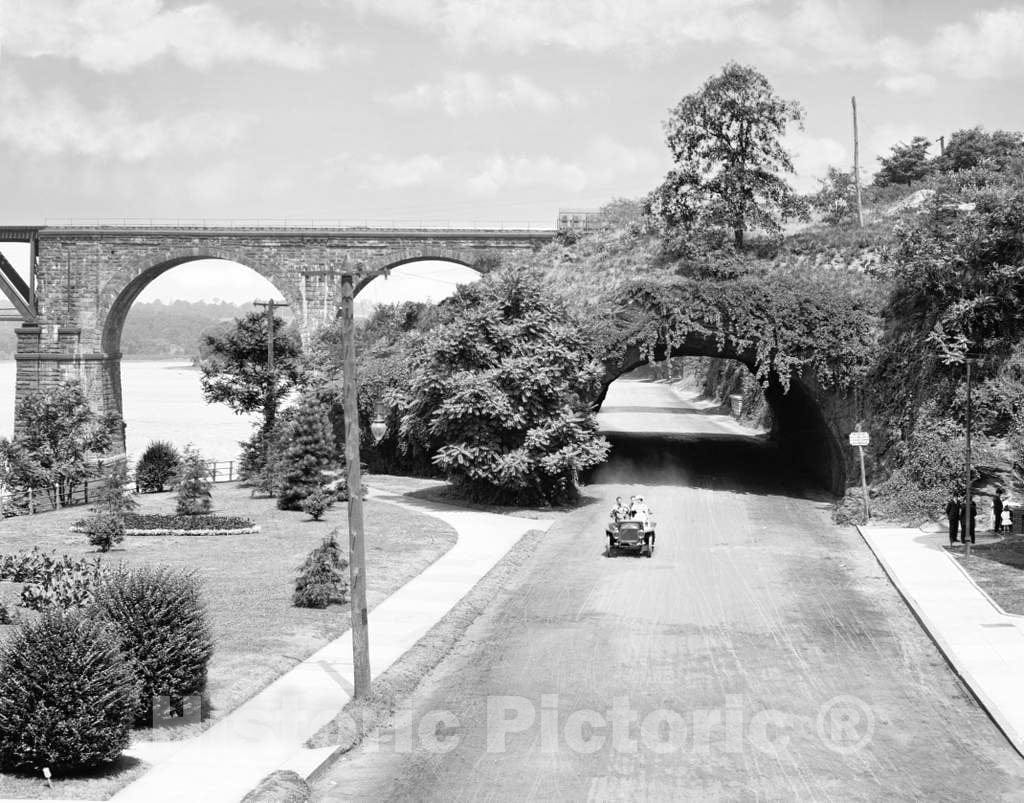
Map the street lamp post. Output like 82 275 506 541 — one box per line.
965 358 974 557
339 274 371 699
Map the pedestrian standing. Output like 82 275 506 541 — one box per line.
993 490 1004 535
945 495 961 544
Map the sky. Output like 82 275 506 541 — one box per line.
1 0 1023 302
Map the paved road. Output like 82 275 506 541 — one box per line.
315 379 1024 801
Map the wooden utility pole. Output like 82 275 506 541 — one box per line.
965 359 974 557
340 274 371 698
851 96 864 228
939 135 945 156
253 299 289 372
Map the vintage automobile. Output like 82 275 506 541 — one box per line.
606 516 655 557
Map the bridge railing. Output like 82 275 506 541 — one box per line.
42 218 556 231
0 459 239 519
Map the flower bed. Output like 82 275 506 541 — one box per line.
73 514 259 536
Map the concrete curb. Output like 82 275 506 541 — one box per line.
856 525 1024 759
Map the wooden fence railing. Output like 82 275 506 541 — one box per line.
0 459 238 518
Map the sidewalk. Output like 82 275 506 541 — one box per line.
108 490 552 802
859 526 1024 757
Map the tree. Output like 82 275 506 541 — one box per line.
276 397 336 511
0 381 118 506
135 440 180 493
199 311 302 438
873 136 932 186
810 166 859 225
176 445 212 515
85 461 137 552
934 127 1024 174
646 62 808 248
397 267 610 504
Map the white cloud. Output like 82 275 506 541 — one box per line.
782 131 847 192
927 7 1024 80
1 0 330 72
385 72 575 116
466 138 656 195
355 154 446 189
878 73 937 94
346 0 776 54
0 75 250 160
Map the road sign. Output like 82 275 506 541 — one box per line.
849 431 870 447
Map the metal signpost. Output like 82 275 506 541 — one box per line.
849 426 870 522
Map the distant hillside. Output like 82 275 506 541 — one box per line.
0 300 275 359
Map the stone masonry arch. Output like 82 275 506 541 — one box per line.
12 224 551 460
600 331 851 495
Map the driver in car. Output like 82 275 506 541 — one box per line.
611 496 629 522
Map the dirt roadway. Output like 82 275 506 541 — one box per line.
314 378 1024 801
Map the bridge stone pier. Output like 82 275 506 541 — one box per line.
4 225 553 459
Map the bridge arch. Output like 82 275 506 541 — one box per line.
600 331 848 495
99 252 294 356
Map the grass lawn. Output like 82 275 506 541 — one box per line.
0 478 456 799
949 535 1024 615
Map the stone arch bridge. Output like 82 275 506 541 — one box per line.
0 224 552 457
0 223 852 493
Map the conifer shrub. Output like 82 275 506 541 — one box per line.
277 399 335 511
293 536 348 609
85 462 136 552
136 440 180 492
92 566 214 724
0 601 10 625
85 511 124 552
176 444 212 515
300 487 334 521
0 611 140 773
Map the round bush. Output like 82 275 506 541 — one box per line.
0 611 140 773
136 440 181 493
92 566 214 725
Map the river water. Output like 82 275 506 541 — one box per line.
0 361 258 463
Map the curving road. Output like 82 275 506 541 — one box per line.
315 377 1024 801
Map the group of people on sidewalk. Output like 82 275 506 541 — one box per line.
945 490 1013 545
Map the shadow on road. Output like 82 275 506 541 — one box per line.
591 431 832 502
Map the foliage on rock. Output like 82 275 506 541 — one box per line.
397 267 610 504
0 610 140 773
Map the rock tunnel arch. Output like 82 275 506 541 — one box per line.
599 330 848 496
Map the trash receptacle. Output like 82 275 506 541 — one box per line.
729 394 743 418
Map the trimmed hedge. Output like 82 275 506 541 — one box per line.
0 611 140 773
72 513 258 536
92 566 214 725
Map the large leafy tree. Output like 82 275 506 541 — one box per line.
199 311 302 436
397 268 610 504
646 62 807 248
935 127 1024 174
873 136 932 187
0 381 118 505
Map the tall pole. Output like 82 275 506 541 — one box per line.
340 274 371 698
858 444 870 521
965 359 973 557
851 96 864 228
